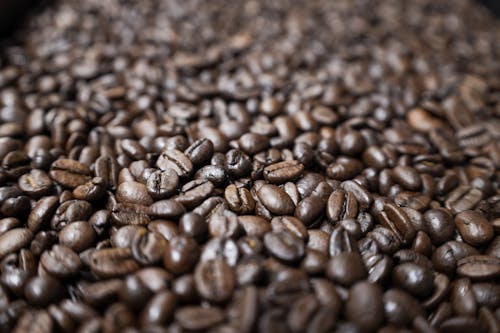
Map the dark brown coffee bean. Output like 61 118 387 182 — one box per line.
392 165 422 191
238 215 270 238
72 177 106 201
49 159 90 189
41 245 82 278
18 169 53 197
0 228 32 259
341 180 372 209
456 255 500 280
2 150 31 178
175 179 214 209
175 306 224 331
384 289 425 327
379 203 416 245
156 149 193 177
263 160 304 184
131 229 167 265
439 316 485 333
116 181 153 205
13 310 53 333
111 203 151 226
257 184 295 215
327 189 358 223
146 169 179 200
346 282 384 332
445 185 483 214
149 199 186 219
163 235 199 274
455 210 494 247
264 231 305 262
59 221 96 252
185 138 214 166
225 184 255 214
472 283 500 308
450 278 477 316
89 248 140 278
140 290 177 326
295 195 325 226
432 240 479 276
326 252 367 286
195 258 235 302
95 156 119 190
180 212 208 241
327 157 363 181
24 275 64 306
392 263 435 298
423 208 455 245
27 196 59 232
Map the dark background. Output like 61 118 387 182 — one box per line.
0 0 499 38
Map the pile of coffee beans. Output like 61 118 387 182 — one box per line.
0 0 499 332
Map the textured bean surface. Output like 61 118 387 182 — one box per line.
0 0 499 331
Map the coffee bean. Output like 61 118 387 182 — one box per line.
131 229 167 265
163 235 199 274
445 185 483 214
263 160 304 184
156 149 193 177
95 156 119 190
456 255 500 280
225 184 255 214
257 185 295 215
423 208 455 245
326 252 367 286
392 263 434 298
295 195 325 226
89 248 140 278
185 138 214 166
72 177 106 201
450 278 477 316
175 179 214 208
383 289 425 327
454 210 494 247
59 221 96 252
264 231 305 262
27 196 59 232
13 310 53 333
238 215 270 238
111 203 151 226
146 169 179 200
18 169 53 197
346 282 384 332
40 245 82 278
392 166 422 191
175 306 224 331
195 258 235 302
140 290 177 326
0 228 32 259
327 189 359 223
116 181 153 206
24 275 64 306
49 159 90 189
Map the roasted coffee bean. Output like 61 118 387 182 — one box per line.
454 210 494 247
146 169 179 200
445 185 483 214
175 179 214 208
326 252 367 286
40 245 82 278
257 185 295 215
271 216 308 241
18 169 53 197
140 290 177 326
131 229 167 265
456 255 500 280
238 215 270 238
13 310 53 333
0 228 32 259
94 156 119 190
383 289 425 327
58 221 96 252
156 149 193 178
163 235 200 274
175 306 224 331
195 258 235 302
423 208 455 245
392 263 435 298
295 195 325 226
24 275 64 306
185 138 214 166
263 160 304 184
89 248 140 278
49 159 90 189
346 282 384 332
392 166 422 191
116 181 153 206
264 231 305 262
111 203 151 226
329 226 358 256
327 189 358 223
72 177 106 201
149 199 185 219
379 203 416 245
225 184 255 214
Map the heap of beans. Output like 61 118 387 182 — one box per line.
0 0 499 332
